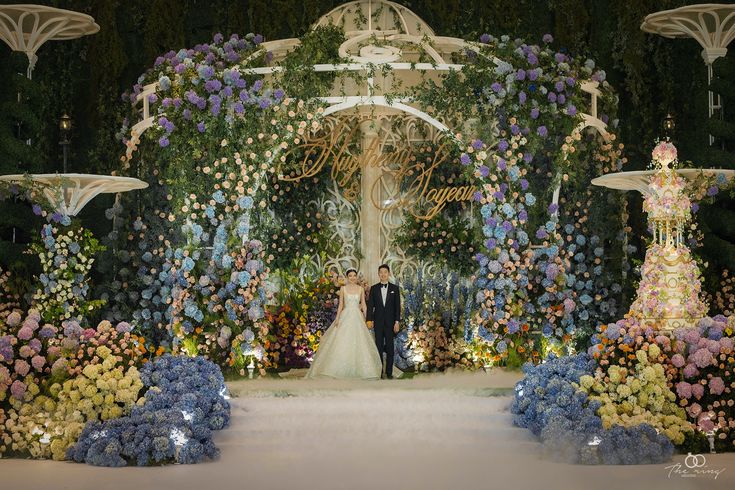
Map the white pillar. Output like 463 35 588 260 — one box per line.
360 119 382 285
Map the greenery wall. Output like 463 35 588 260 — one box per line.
0 0 732 284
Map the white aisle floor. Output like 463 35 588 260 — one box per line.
1 370 733 490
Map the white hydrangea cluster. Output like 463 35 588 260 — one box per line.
578 346 693 444
31 225 104 322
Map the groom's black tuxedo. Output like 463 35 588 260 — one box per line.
367 282 401 377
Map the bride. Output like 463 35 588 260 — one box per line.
305 268 382 379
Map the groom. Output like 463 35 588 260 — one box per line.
366 264 401 379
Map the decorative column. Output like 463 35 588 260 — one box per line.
360 119 382 285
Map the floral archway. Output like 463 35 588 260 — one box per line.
107 0 625 373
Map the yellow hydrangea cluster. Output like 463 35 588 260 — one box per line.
0 345 143 460
578 346 693 444
53 345 143 422
0 396 82 460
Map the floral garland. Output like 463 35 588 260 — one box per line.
415 33 627 367
112 90 326 371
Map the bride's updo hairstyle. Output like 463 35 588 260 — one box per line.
345 268 358 276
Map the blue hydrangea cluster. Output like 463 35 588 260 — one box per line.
511 353 674 464
67 355 230 466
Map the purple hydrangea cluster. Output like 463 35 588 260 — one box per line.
0 309 62 402
122 32 283 147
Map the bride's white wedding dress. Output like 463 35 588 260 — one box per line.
305 291 382 379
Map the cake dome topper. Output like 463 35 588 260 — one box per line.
651 139 678 169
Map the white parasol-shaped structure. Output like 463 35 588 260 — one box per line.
0 174 148 217
641 4 735 145
0 4 99 78
591 168 735 195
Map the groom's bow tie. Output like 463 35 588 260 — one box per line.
381 283 388 288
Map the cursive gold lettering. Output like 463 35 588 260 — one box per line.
282 119 476 220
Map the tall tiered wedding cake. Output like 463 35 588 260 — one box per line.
629 141 707 330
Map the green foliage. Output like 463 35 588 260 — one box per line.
275 25 346 97
394 210 480 275
0 52 46 279
255 172 348 272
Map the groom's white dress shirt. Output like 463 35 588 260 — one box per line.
381 282 388 306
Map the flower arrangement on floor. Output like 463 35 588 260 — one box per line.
406 317 478 372
67 354 229 466
672 316 735 452
265 270 339 368
1 310 64 408
0 308 228 465
578 347 692 444
587 313 735 452
0 312 145 460
511 353 675 464
395 270 478 371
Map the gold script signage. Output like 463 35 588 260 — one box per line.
280 121 477 220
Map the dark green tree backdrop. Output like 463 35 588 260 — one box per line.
0 0 732 287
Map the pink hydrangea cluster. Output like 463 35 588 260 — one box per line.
672 315 735 449
0 309 62 403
